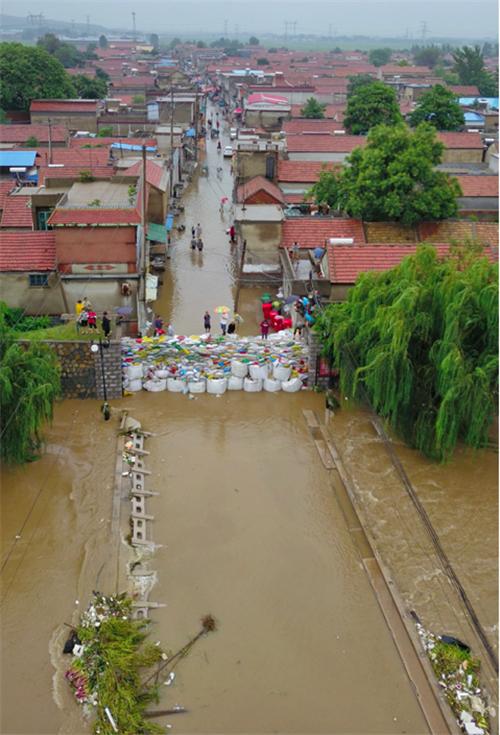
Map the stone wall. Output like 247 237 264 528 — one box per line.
20 340 123 400
306 330 330 389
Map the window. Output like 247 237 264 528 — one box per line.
29 273 49 287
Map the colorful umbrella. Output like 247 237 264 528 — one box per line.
214 305 230 314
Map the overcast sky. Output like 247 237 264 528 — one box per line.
5 0 498 37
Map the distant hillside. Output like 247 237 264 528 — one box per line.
0 13 112 36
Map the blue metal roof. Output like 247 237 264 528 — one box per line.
185 128 196 138
464 111 485 122
165 214 174 231
110 143 157 152
0 151 37 167
459 97 499 110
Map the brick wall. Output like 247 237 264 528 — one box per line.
19 340 123 399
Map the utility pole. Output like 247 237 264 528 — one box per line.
86 15 90 36
420 21 428 43
169 87 175 198
48 118 53 165
193 92 199 162
132 11 137 42
140 144 148 307
224 19 228 37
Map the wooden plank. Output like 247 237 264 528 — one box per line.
313 439 335 469
302 409 319 428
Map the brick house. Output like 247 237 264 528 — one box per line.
30 99 102 133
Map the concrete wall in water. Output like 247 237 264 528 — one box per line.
19 340 123 400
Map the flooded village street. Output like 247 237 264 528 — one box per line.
0 108 497 734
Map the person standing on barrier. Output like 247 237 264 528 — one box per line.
102 311 111 338
203 311 211 333
260 318 270 340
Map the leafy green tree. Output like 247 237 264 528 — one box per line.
248 36 259 45
300 96 326 118
132 94 145 104
95 67 110 81
99 34 108 49
196 40 206 48
452 45 498 96
256 57 269 65
413 45 442 68
25 135 39 147
0 42 76 111
344 81 402 134
37 32 60 55
315 244 498 460
0 108 8 123
73 74 107 99
98 126 114 137
0 305 61 464
409 85 465 130
149 33 159 50
307 167 340 208
169 37 181 49
37 34 85 68
368 47 392 67
317 123 460 225
347 74 377 96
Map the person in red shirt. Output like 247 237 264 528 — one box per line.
260 319 270 340
87 310 97 330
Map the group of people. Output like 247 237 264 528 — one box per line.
203 310 243 336
75 297 111 337
190 223 204 252
153 316 175 337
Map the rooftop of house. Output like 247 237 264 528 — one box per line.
285 134 366 153
449 85 481 97
70 136 157 148
290 103 345 120
30 99 99 113
418 220 499 247
282 119 345 135
235 175 285 204
0 231 56 271
281 218 366 248
0 191 34 229
48 207 141 226
278 160 339 183
454 175 499 197
0 124 68 144
123 159 169 192
437 132 484 149
61 181 134 209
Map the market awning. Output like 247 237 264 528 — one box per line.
234 107 243 114
165 214 174 231
146 222 167 243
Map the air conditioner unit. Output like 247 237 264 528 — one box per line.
333 130 346 135
329 237 354 245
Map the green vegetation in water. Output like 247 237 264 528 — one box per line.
16 322 103 341
315 243 498 460
66 593 218 735
416 622 491 733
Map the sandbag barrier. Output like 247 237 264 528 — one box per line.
121 331 308 396
122 425 165 620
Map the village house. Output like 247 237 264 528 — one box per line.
454 175 499 215
285 134 366 162
30 100 102 133
0 124 69 149
277 160 339 203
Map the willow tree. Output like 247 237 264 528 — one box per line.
315 244 498 460
0 308 60 464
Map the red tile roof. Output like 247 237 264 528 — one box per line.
281 218 365 249
0 231 56 271
30 99 99 113
328 244 445 283
328 243 498 283
286 134 366 153
110 75 157 88
123 159 168 191
70 136 157 148
290 103 345 120
0 124 67 144
278 160 339 183
418 220 499 246
282 119 344 135
449 85 480 96
284 193 307 204
48 208 141 226
38 148 111 167
381 65 431 75
38 166 116 184
437 132 483 149
0 181 15 208
236 176 285 204
0 195 33 228
454 176 499 197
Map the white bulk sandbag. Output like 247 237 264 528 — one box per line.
228 375 243 390
264 377 281 392
127 379 143 392
249 363 269 380
188 380 206 393
273 363 292 381
231 360 248 378
207 378 227 395
127 364 143 380
155 369 170 379
167 378 185 392
244 377 262 392
281 377 303 393
144 379 167 392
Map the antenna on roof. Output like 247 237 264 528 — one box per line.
420 21 428 43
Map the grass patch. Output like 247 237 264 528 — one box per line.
16 323 106 341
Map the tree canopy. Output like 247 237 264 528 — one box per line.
409 84 465 130
315 244 498 460
452 45 498 96
344 81 402 134
37 33 87 68
99 34 108 49
248 36 259 45
300 96 326 118
0 42 75 111
413 45 442 68
368 48 392 67
73 74 108 100
347 74 377 97
0 304 61 464
310 123 460 226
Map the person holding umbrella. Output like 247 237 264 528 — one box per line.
214 306 230 336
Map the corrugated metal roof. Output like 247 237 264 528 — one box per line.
146 222 167 242
110 143 157 152
0 151 37 167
